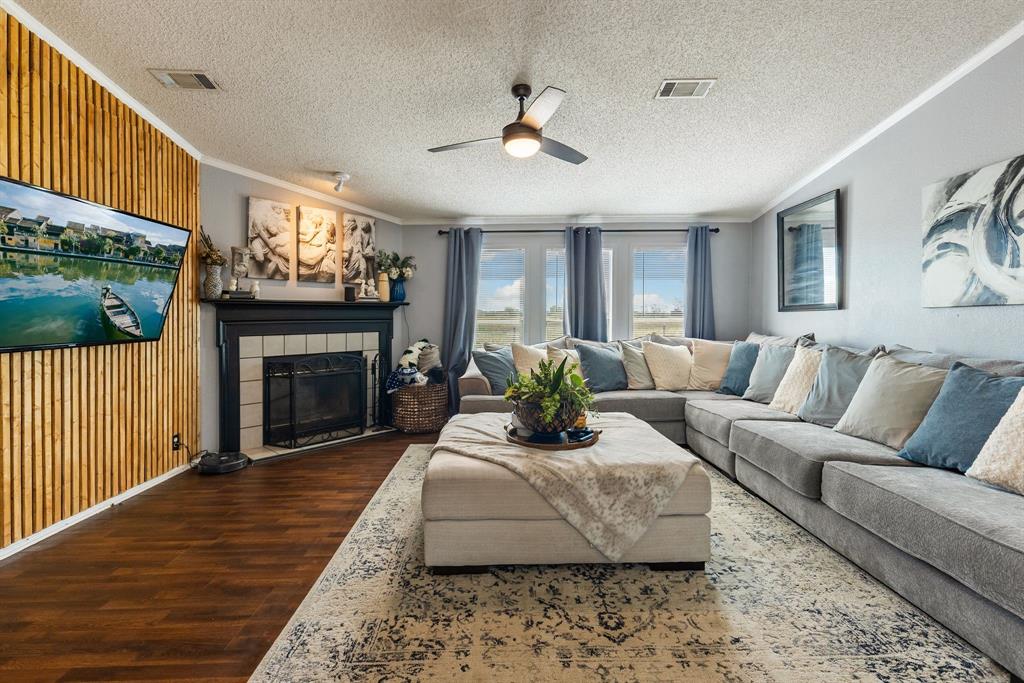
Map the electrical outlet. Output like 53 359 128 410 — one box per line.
172 433 181 451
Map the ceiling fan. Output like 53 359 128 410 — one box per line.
428 84 588 164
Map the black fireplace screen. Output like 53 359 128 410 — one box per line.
264 352 367 448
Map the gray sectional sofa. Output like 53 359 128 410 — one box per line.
458 351 1024 679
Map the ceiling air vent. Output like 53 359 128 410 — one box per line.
655 78 715 99
148 69 220 91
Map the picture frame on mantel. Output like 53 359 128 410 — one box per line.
776 189 843 312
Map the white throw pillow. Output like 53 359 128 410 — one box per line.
511 343 545 377
966 387 1024 495
547 346 584 381
641 341 693 391
769 346 823 413
688 339 733 391
619 341 655 390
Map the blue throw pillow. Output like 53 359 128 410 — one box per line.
472 346 516 396
576 343 627 393
898 362 1024 472
717 341 759 396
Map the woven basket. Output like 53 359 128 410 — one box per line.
392 382 450 433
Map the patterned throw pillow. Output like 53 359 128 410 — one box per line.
967 387 1024 495
769 346 823 414
641 341 693 391
688 339 734 391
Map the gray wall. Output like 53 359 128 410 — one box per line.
401 222 754 349
199 164 403 450
749 36 1024 360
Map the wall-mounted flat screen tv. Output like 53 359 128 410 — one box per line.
0 176 190 353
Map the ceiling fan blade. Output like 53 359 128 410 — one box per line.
521 86 566 130
540 137 588 165
428 137 500 153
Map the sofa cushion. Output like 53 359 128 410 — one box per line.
730 420 911 499
471 346 516 395
592 390 686 422
898 362 1024 473
685 426 737 477
576 342 627 393
459 394 512 414
742 345 795 403
684 399 798 446
822 461 1024 620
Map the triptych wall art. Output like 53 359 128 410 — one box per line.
922 153 1024 308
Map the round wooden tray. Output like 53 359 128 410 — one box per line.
504 424 601 450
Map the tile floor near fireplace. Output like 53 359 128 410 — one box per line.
237 332 386 459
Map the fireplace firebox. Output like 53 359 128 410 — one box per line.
263 352 366 449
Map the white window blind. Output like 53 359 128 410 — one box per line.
475 247 526 347
545 248 612 341
632 247 687 337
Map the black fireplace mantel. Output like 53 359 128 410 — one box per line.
212 298 407 452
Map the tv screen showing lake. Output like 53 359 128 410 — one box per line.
0 177 189 352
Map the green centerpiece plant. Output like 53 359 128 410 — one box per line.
503 357 594 433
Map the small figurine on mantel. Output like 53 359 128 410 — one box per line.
249 280 260 299
228 246 252 293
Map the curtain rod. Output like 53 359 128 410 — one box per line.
435 227 720 236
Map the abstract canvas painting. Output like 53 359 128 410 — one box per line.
297 206 338 282
342 213 378 298
922 154 1024 307
247 197 292 280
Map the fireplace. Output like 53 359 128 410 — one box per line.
263 352 367 449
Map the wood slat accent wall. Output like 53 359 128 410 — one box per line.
0 12 199 548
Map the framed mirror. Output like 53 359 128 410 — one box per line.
777 189 842 311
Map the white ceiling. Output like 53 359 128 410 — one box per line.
15 0 1024 223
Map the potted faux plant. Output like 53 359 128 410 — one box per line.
377 252 416 302
198 226 227 300
503 357 594 434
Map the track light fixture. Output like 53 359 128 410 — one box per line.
333 172 351 192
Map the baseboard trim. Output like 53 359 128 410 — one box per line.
0 464 190 562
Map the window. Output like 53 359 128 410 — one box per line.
545 248 612 341
474 247 526 347
632 247 686 336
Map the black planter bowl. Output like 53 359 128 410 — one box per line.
513 400 583 434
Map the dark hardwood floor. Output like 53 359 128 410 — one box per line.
0 432 435 682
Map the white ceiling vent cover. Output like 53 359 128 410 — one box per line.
655 79 715 99
148 69 220 91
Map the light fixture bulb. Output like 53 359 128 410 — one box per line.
333 172 351 192
503 137 541 158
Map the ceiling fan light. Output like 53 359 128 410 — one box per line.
504 136 541 158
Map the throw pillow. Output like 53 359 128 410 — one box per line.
769 346 823 413
471 346 516 396
741 345 796 403
897 362 1024 472
796 346 875 427
547 346 584 381
967 387 1024 495
570 338 619 351
650 333 694 351
641 341 693 391
688 339 733 391
619 341 655 390
833 353 947 450
745 331 815 347
576 343 627 393
511 343 546 377
717 341 760 396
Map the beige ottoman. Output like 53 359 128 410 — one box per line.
422 420 712 571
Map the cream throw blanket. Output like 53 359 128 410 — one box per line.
430 412 699 560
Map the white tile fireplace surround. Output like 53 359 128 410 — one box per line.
237 332 380 456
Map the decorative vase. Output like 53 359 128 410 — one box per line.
391 277 406 302
513 400 583 434
204 263 224 299
377 272 391 302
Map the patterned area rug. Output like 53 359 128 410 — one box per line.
252 445 1006 682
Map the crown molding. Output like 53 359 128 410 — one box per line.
401 213 753 227
754 19 1024 221
202 157 403 224
0 0 203 159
